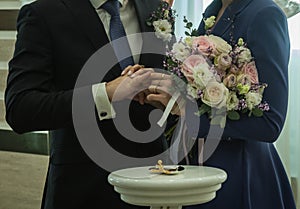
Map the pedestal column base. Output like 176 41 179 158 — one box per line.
151 206 181 209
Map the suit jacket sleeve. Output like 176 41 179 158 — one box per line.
188 5 290 143
5 5 90 134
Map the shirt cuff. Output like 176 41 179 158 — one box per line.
92 83 116 120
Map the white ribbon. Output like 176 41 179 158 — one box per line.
157 91 180 127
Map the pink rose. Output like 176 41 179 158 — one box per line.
242 61 259 84
192 36 215 57
229 64 240 75
182 55 208 82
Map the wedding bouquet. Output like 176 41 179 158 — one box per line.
163 18 269 127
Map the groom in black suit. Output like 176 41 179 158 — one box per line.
5 0 172 208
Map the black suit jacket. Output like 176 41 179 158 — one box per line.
5 0 170 208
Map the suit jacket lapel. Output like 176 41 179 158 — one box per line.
133 0 166 67
132 0 156 33
61 0 109 50
61 0 123 79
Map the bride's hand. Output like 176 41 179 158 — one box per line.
147 72 185 116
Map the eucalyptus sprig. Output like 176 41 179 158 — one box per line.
183 16 198 37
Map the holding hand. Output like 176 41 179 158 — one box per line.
106 65 154 102
147 72 185 116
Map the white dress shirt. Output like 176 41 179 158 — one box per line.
90 0 143 120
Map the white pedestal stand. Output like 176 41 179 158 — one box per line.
108 165 227 209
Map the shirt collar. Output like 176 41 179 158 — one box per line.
90 0 126 10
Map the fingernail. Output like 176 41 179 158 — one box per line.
130 74 136 78
121 71 125 76
127 71 132 76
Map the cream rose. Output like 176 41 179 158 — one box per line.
208 35 232 56
245 92 262 110
214 53 232 70
223 74 237 88
202 81 229 109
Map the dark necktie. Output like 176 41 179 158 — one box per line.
101 0 135 70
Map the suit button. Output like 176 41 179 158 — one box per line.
100 112 107 117
227 137 232 141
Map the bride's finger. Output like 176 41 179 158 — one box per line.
150 72 172 80
148 84 173 95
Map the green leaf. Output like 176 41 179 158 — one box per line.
227 111 240 120
242 109 248 114
191 29 199 37
146 21 152 26
185 31 191 36
252 107 263 117
183 16 188 23
186 22 193 28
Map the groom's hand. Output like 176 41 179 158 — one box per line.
106 66 154 102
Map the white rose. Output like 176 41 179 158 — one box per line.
172 42 190 62
153 19 172 42
193 63 216 89
235 46 252 65
227 91 239 111
245 92 262 110
208 35 232 55
202 81 229 109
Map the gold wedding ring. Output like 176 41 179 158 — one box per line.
150 85 158 94
154 85 158 94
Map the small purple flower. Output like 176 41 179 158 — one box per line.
258 102 270 111
238 99 247 110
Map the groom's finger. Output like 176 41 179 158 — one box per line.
130 68 155 78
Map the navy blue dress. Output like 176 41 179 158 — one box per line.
183 0 297 208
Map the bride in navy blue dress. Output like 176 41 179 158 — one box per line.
181 0 297 208
145 0 297 208
129 0 297 207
